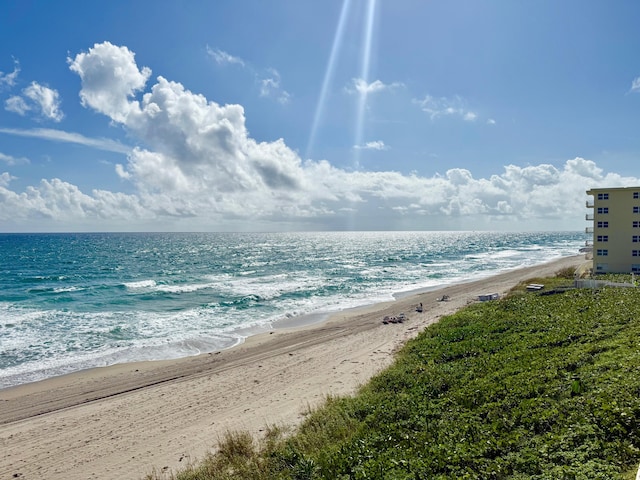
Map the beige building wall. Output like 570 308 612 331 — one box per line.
586 187 640 274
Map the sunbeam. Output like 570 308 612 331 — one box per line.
353 0 378 169
305 0 352 160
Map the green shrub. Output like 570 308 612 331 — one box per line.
150 283 640 479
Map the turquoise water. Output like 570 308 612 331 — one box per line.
0 231 584 388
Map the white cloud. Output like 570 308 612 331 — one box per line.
0 172 14 187
0 176 148 227
206 47 290 104
0 127 131 154
24 82 64 121
259 69 291 104
0 152 30 165
347 78 404 95
0 59 19 89
68 42 151 123
354 140 388 151
5 95 29 115
5 82 63 122
4 42 633 231
631 76 640 93
413 94 478 122
487 118 496 125
206 46 245 67
463 111 477 122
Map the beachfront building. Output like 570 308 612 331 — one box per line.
586 186 640 274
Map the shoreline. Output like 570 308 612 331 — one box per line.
0 255 570 391
0 255 585 480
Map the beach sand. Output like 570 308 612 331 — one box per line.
0 255 585 480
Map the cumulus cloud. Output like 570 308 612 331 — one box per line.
5 95 29 115
0 173 149 226
0 59 19 89
24 82 64 121
5 81 63 121
0 152 30 165
413 94 478 122
4 42 637 231
0 172 14 187
68 42 151 123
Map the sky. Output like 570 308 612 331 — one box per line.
1 0 640 232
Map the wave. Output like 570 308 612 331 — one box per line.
0 231 586 388
53 286 85 293
124 279 157 289
0 333 244 389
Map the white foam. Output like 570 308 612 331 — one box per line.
154 282 214 294
0 232 586 389
124 279 157 289
53 286 84 293
0 315 245 389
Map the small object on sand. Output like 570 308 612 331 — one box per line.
416 302 423 312
437 294 450 302
478 293 500 301
383 315 405 324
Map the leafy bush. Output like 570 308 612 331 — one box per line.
151 284 640 479
287 286 640 478
555 266 577 279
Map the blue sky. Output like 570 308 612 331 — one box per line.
1 0 640 232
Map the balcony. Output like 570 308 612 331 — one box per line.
585 213 594 221
585 240 593 246
585 227 594 233
586 200 594 208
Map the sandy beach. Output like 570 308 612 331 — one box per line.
0 255 584 480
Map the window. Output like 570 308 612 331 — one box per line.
634 192 639 199
634 221 640 228
633 264 640 273
596 249 608 256
597 207 609 214
634 206 640 214
596 263 607 272
597 221 609 228
633 250 640 257
634 236 640 243
597 235 608 242
597 193 609 200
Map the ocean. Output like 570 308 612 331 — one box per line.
0 231 584 389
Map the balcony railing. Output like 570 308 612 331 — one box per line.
586 201 594 208
585 213 594 221
585 227 594 233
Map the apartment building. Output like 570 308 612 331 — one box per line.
586 186 640 274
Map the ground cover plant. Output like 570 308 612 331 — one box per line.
152 277 640 479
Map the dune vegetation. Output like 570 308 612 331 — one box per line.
149 268 640 479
